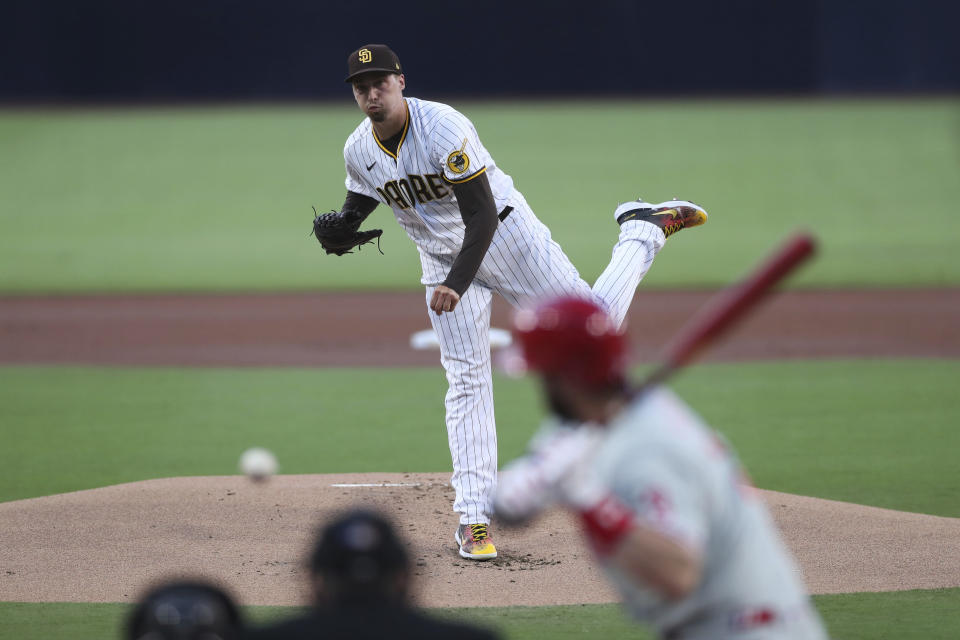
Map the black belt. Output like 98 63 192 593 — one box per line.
498 206 514 221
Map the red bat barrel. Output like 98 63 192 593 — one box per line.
642 233 817 387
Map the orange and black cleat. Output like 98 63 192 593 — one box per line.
615 199 708 237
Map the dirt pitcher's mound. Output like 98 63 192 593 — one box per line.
1 473 959 607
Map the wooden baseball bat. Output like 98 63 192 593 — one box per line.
639 232 817 388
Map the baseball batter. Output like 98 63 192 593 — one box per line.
494 297 828 639
326 44 708 560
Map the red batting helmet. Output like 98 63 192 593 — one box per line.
511 296 628 387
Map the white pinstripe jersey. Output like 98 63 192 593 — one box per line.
344 97 528 284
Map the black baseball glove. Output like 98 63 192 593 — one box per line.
311 207 383 256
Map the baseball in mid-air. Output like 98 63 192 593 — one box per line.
239 447 278 481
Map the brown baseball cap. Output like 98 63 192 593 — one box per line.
345 44 403 83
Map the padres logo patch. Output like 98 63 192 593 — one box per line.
446 139 470 174
359 48 372 63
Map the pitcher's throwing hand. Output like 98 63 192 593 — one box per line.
430 285 460 315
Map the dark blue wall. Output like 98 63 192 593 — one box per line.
2 0 957 101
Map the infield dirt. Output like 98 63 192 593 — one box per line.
2 473 960 607
1 289 958 366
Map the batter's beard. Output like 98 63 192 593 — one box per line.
545 384 580 422
368 110 386 123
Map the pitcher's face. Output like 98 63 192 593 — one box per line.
352 72 405 123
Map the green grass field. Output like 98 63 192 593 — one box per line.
1 360 958 515
1 98 958 638
1 99 958 292
3 588 960 640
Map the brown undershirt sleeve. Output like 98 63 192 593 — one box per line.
443 172 499 296
341 191 380 220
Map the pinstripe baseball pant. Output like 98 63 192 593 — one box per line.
426 202 665 524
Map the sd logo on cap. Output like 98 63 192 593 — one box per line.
345 44 403 82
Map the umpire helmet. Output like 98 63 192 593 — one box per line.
127 580 242 640
511 296 628 388
310 509 408 601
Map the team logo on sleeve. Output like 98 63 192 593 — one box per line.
446 138 471 174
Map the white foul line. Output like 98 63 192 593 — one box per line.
330 482 423 488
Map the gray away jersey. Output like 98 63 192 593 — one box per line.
592 388 827 639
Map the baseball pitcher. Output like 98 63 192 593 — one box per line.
313 44 708 560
